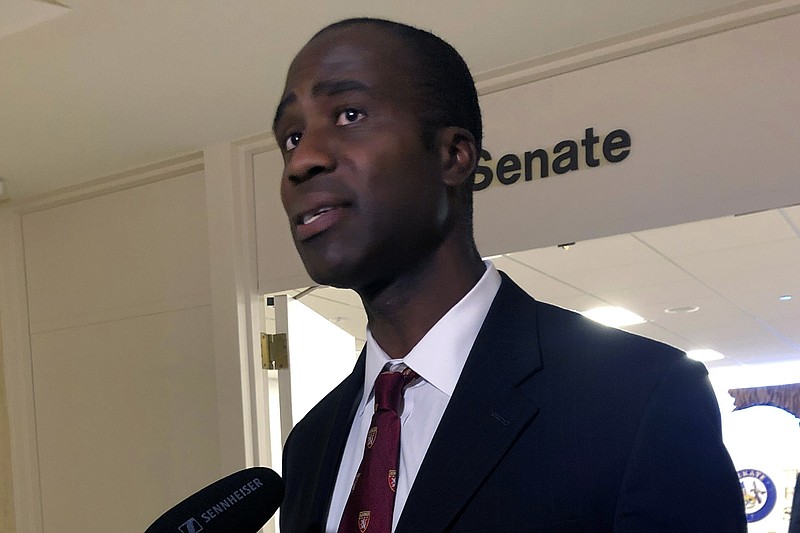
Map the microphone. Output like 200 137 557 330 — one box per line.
145 467 284 533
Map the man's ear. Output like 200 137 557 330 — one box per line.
438 126 477 188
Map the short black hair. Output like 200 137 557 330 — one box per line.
312 18 482 233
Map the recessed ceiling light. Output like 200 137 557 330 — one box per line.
581 306 646 327
558 242 576 250
686 349 725 362
665 306 700 314
779 295 793 301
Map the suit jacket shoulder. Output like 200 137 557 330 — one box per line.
397 273 745 532
280 273 746 532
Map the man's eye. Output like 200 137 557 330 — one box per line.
284 132 302 151
336 109 365 125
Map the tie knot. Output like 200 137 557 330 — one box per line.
374 367 418 413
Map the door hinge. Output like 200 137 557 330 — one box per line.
261 332 289 370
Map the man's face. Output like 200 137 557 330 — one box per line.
274 25 451 290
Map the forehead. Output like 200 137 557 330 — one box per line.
281 25 418 103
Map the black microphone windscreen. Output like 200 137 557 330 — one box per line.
145 467 284 533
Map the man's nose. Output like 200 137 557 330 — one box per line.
285 128 336 183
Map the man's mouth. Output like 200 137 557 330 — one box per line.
294 204 349 241
301 207 335 225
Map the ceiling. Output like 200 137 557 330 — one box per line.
4 1 798 374
282 206 800 372
1 0 752 201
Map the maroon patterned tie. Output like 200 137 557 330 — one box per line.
338 367 418 533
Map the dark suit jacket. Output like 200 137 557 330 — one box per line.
281 273 746 532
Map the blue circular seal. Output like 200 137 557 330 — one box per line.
737 469 776 522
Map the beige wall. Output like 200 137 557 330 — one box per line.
0 314 17 532
1 148 265 532
13 167 221 532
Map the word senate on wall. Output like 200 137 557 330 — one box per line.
473 127 631 191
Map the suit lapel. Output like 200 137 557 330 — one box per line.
306 350 366 527
396 274 544 532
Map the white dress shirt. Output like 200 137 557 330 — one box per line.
325 262 502 532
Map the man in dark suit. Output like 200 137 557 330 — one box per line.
272 17 746 532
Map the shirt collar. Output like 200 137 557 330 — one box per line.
362 261 502 404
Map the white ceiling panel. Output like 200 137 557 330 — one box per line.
489 256 584 300
0 0 70 39
599 280 719 311
634 210 795 257
712 338 798 364
508 234 664 274
544 294 608 315
769 317 800 346
643 298 745 331
690 264 800 297
782 205 800 228
670 239 800 279
618 322 691 350
688 317 776 345
551 259 692 295
727 290 800 321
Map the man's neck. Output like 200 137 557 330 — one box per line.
358 244 485 359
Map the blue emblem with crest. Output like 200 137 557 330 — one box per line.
737 469 776 522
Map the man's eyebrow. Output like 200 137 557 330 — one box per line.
272 79 370 132
311 79 369 98
273 93 296 133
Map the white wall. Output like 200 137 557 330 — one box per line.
475 12 800 257
1 145 270 532
10 167 221 532
0 315 16 532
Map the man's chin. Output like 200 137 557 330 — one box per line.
302 260 358 290
298 246 391 292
